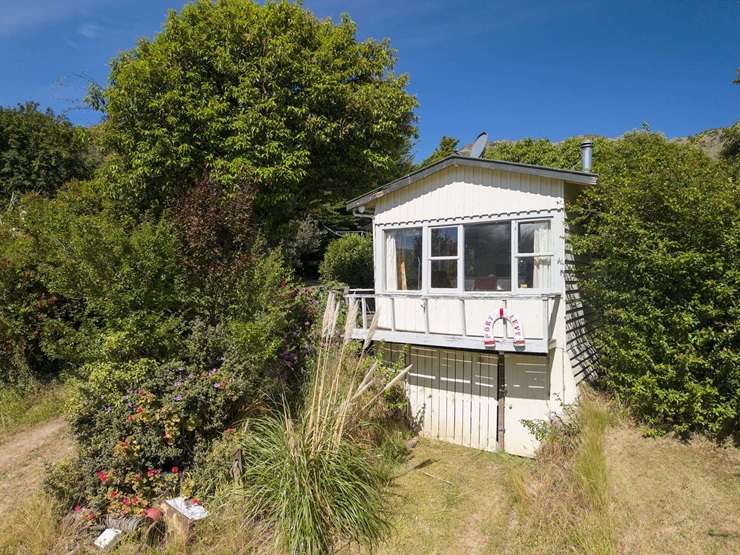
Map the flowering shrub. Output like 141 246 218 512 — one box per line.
46 251 320 517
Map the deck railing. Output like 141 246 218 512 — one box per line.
344 289 561 353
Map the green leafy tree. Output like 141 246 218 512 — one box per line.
319 233 373 288
97 0 417 243
419 136 459 167
485 133 739 439
0 102 94 206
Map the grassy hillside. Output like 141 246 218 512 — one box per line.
358 394 740 555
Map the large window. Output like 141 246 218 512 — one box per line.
464 222 511 291
516 221 551 289
430 226 458 288
381 218 553 293
385 228 422 290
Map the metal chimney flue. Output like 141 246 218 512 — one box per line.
580 141 593 172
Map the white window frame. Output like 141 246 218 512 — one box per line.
512 218 555 292
376 214 558 297
427 224 463 292
382 225 424 293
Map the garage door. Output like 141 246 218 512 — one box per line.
383 344 499 451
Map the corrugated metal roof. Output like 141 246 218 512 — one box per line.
346 154 598 210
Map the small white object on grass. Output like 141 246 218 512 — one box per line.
94 528 122 550
165 497 209 521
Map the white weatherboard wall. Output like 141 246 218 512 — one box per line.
372 165 565 225
368 163 582 457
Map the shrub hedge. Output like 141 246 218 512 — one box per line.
319 233 374 289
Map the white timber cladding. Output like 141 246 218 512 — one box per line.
369 164 567 351
372 165 565 225
356 162 585 457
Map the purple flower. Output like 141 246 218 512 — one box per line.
174 395 182 402
209 368 218 376
174 380 182 388
188 373 194 380
177 367 185 372
105 406 112 413
213 382 222 389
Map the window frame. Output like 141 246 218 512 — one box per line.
382 225 424 293
427 224 463 292
377 215 557 296
512 218 555 292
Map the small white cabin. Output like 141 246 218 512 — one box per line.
346 145 598 457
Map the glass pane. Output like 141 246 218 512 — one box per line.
385 228 422 290
464 222 511 291
518 256 551 289
431 227 458 257
518 221 550 254
431 260 458 288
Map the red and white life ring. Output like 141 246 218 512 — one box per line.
483 307 525 349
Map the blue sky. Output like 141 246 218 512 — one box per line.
1 0 738 161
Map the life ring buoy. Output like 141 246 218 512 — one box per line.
483 307 525 349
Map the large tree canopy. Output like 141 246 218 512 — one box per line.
0 102 94 206
98 0 417 240
488 134 740 440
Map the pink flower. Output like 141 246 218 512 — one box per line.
171 466 179 474
96 470 109 483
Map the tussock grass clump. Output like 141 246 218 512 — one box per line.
506 390 616 554
0 492 83 554
213 294 409 554
238 416 390 553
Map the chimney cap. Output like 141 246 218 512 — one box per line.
580 141 593 172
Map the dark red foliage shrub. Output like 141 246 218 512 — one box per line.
175 177 256 312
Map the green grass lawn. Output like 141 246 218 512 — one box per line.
0 382 68 439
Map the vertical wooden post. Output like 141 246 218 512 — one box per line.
361 297 368 329
542 297 549 344
390 297 396 331
496 353 506 450
423 297 430 335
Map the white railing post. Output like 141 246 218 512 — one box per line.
423 297 430 335
459 298 466 337
390 297 396 331
542 296 549 343
361 297 368 329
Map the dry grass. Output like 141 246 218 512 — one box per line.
606 422 740 554
0 492 85 555
0 417 74 516
352 439 517 555
504 392 616 554
2 378 739 554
